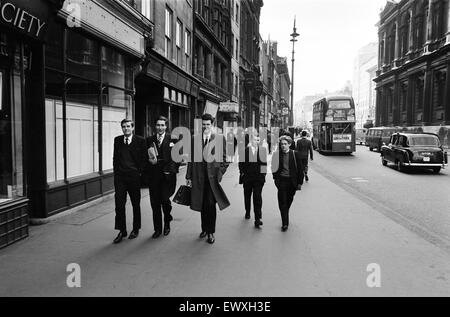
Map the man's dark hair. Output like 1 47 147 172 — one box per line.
201 113 215 123
121 119 134 127
155 116 169 126
301 130 307 137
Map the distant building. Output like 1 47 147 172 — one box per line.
239 0 264 128
373 0 450 148
352 42 378 128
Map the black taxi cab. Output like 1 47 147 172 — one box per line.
380 133 448 173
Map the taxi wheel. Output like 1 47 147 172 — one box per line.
369 147 373 152
381 157 388 166
397 161 405 172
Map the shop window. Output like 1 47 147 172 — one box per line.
102 88 132 171
102 46 133 89
66 30 99 81
46 78 100 182
45 71 64 183
45 99 64 183
66 79 100 178
0 66 24 203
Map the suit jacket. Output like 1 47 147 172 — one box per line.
186 133 230 212
271 150 304 188
238 146 267 183
296 138 314 160
113 135 147 176
146 134 180 175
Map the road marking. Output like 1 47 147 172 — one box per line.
351 177 369 183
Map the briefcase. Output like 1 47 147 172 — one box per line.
173 185 191 206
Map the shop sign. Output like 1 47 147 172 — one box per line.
0 0 49 40
219 102 239 114
62 0 145 57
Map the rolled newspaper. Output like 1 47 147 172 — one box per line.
148 143 158 164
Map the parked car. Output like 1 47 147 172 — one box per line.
356 128 367 145
366 127 400 152
381 133 448 173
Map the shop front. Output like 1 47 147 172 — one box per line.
218 102 239 132
0 0 61 248
135 53 199 137
27 0 150 219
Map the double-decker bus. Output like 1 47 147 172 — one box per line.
311 96 356 154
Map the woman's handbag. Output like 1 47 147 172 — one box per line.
173 185 191 206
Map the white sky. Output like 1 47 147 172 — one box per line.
260 0 387 102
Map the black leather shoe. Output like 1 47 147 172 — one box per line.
152 231 162 239
254 220 263 228
129 230 139 239
281 225 288 232
245 213 251 220
113 231 127 244
199 231 207 239
305 175 309 182
163 224 171 236
207 234 215 244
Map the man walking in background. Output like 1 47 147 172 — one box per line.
296 130 314 182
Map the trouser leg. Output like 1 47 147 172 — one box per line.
128 175 142 231
161 174 175 224
114 176 127 232
150 185 162 233
243 182 253 214
202 177 217 234
253 181 263 220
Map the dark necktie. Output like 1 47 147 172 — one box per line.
125 137 129 145
157 134 163 146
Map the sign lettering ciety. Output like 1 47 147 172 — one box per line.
0 0 47 38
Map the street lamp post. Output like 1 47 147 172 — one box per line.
290 17 299 127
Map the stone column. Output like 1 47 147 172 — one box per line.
446 0 450 45
383 32 388 66
393 22 400 67
197 45 204 77
217 62 222 88
407 9 414 56
424 0 433 54
205 51 212 81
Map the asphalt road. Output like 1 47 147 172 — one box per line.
310 144 450 253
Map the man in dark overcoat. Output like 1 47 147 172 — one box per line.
186 114 230 244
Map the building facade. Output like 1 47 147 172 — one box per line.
133 0 199 138
192 0 233 132
276 56 291 129
239 0 263 129
374 0 450 148
0 0 154 247
353 42 378 128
